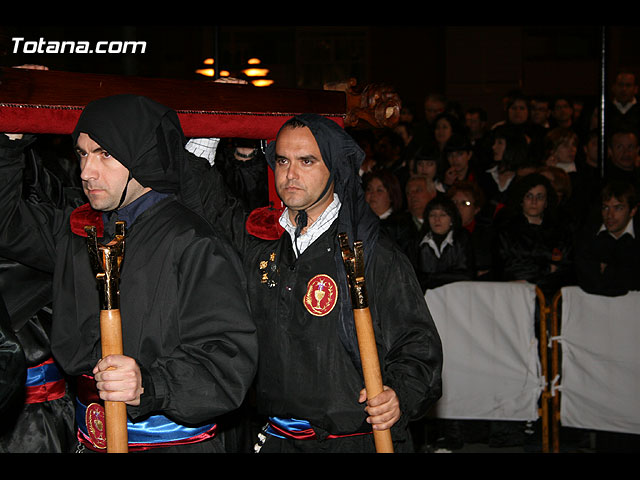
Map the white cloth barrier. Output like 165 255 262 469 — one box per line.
558 287 640 435
425 281 543 421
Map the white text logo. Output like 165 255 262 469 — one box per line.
12 37 147 54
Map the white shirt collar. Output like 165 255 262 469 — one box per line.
614 97 637 115
279 194 341 257
420 230 454 258
185 137 220 166
599 218 635 239
555 161 577 173
487 165 515 192
379 207 393 220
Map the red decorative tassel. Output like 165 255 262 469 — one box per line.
245 206 285 240
70 203 104 237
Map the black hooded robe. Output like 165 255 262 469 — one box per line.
0 95 258 453
199 114 443 453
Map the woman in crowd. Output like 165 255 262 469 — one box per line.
363 169 403 222
433 112 465 152
477 125 531 224
412 143 441 184
448 181 495 280
415 195 475 293
543 127 579 173
413 194 475 451
438 133 478 193
493 173 575 298
543 127 594 228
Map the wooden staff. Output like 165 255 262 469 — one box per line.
85 221 128 453
338 233 394 453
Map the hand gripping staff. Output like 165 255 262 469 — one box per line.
85 221 129 453
338 233 394 453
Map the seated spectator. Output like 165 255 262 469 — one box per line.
539 165 577 229
439 133 478 192
530 95 552 129
412 143 441 183
394 121 414 148
415 195 475 293
404 174 438 231
574 180 640 297
606 70 640 137
380 174 437 264
604 128 640 191
476 125 530 223
492 91 546 154
491 90 530 130
374 128 413 196
574 129 606 224
550 96 575 130
542 127 598 230
348 128 377 176
433 112 465 152
494 173 575 298
373 128 406 171
465 107 493 172
448 181 495 280
363 169 403 220
543 127 578 173
465 107 489 147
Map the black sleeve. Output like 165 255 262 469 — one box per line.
127 234 258 425
0 134 60 273
370 242 443 427
197 161 252 256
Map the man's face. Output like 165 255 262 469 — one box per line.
507 99 529 125
584 136 599 167
609 133 639 171
465 112 484 137
274 126 333 221
447 150 471 173
602 196 637 238
553 99 573 123
612 73 638 104
76 132 148 211
406 178 434 219
424 98 445 124
530 100 550 126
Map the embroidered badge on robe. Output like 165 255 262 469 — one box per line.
303 274 338 317
86 403 107 449
259 252 278 288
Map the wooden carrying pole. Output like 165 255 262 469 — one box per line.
85 221 128 453
338 233 394 453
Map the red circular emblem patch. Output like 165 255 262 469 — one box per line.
303 274 338 317
86 403 107 449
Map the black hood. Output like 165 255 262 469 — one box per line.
266 114 380 372
265 113 379 257
72 94 202 214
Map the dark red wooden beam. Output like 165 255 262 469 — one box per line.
0 67 346 138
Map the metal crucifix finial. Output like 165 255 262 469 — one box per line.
85 221 126 310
